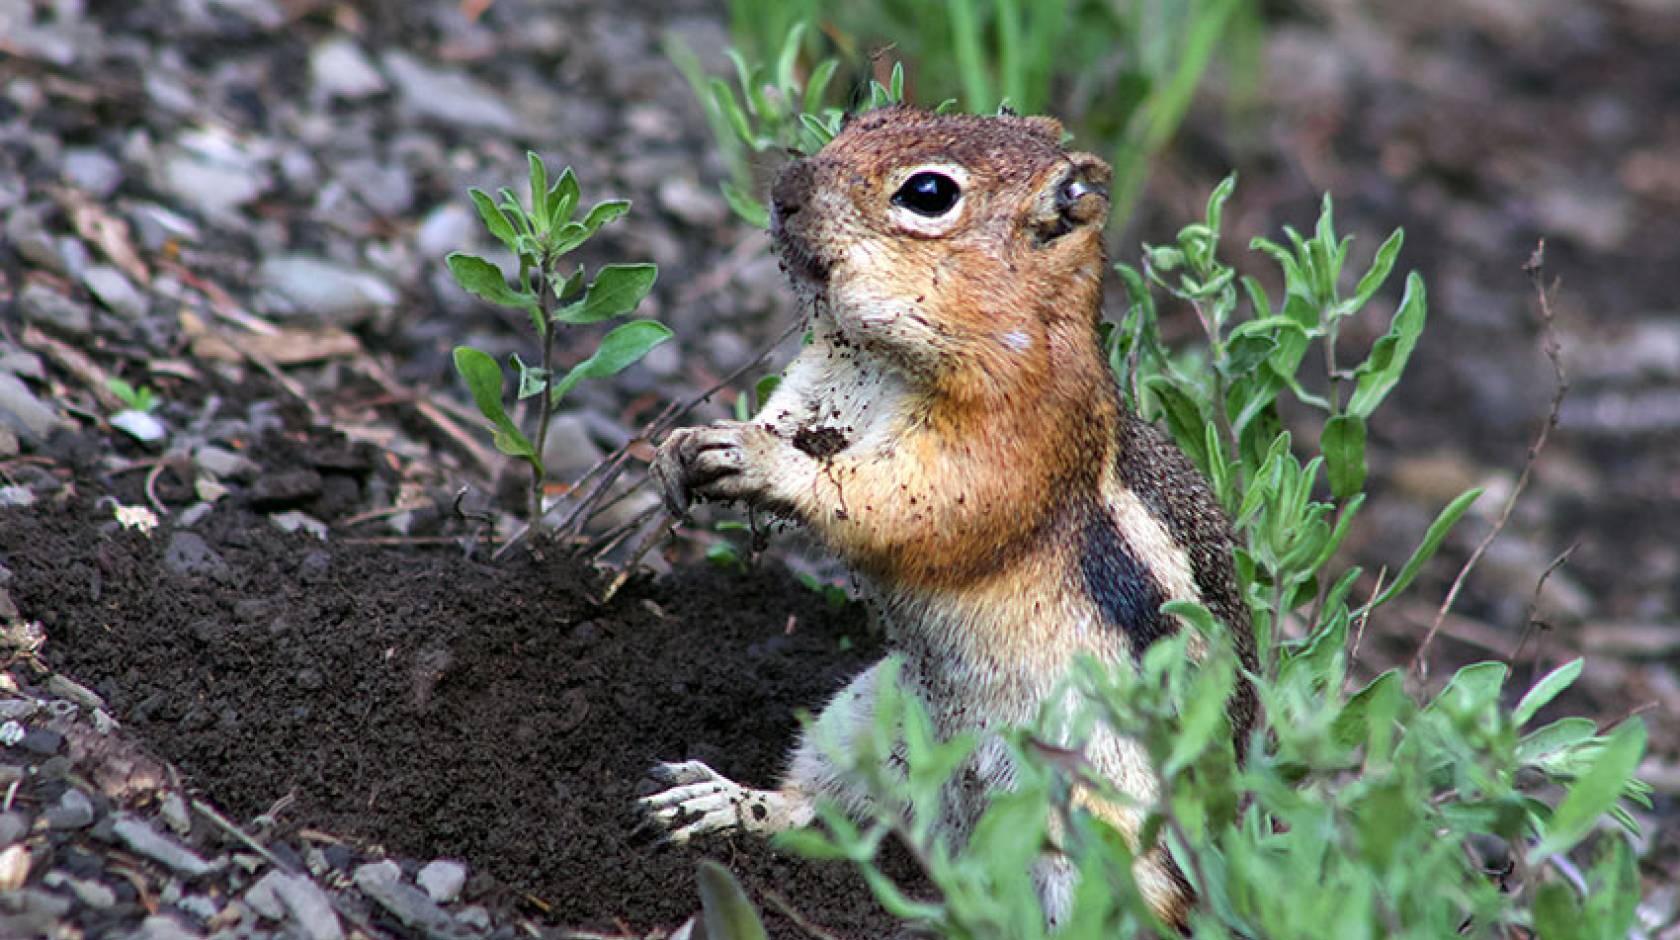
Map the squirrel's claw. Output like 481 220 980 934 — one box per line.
637 760 800 844
651 423 756 518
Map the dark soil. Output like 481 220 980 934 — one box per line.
0 441 916 937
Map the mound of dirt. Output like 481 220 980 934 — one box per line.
0 484 919 936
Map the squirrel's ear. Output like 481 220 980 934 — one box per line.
1030 152 1112 244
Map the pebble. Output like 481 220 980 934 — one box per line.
0 811 29 846
415 203 475 259
416 859 466 904
339 157 414 216
657 176 727 228
258 871 344 940
0 486 35 508
541 413 605 483
112 815 211 877
0 844 28 891
62 147 123 198
270 510 328 540
4 206 64 274
82 265 148 319
353 860 456 935
258 255 398 324
0 370 66 443
20 727 64 755
249 469 323 509
163 532 232 584
45 674 107 710
381 51 518 133
192 445 259 481
46 788 94 829
43 870 116 908
160 792 192 836
310 36 387 101
137 913 203 940
20 279 94 335
157 134 271 221
111 410 169 445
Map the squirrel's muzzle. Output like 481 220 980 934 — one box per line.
769 156 831 286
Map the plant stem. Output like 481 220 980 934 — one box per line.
529 256 559 531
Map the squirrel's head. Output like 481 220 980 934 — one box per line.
770 105 1111 389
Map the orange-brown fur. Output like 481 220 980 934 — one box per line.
647 106 1255 930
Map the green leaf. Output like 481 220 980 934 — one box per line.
1144 377 1210 473
581 199 630 235
1347 272 1426 417
710 77 755 148
773 21 804 97
467 188 518 252
548 167 580 231
695 861 769 940
1369 486 1482 608
1519 717 1599 766
1514 658 1584 727
1528 718 1645 863
1321 414 1367 502
557 264 659 324
446 252 533 312
1345 228 1404 314
1429 661 1508 717
771 826 849 860
1533 881 1583 940
722 182 770 229
803 57 839 114
452 346 537 466
526 152 549 231
551 320 673 404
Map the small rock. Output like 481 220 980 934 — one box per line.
63 148 123 198
0 811 29 846
112 815 211 877
1579 621 1680 658
192 445 258 481
137 913 203 940
249 468 323 509
81 265 147 319
244 872 285 920
657 176 727 228
0 844 30 892
0 721 23 746
416 203 474 259
339 157 414 216
0 370 66 444
455 905 492 931
416 859 466 904
259 255 397 324
45 788 94 829
270 510 328 540
382 51 518 132
43 870 116 908
164 532 232 584
45 674 107 710
0 485 35 508
541 413 605 482
353 860 456 935
264 871 344 940
157 128 271 220
20 279 93 334
20 727 63 755
111 409 168 445
311 36 387 101
160 792 191 836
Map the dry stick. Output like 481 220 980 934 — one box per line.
1410 241 1570 681
493 316 804 562
757 885 844 940
1349 566 1388 666
1508 541 1580 674
191 798 401 940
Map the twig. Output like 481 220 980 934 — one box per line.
1411 241 1569 681
356 357 500 475
1509 541 1580 675
598 519 677 605
758 885 844 940
1349 566 1387 666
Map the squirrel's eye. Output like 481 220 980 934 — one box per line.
892 172 961 217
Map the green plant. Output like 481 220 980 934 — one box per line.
706 180 1648 936
447 153 671 528
107 377 159 414
672 1 1258 227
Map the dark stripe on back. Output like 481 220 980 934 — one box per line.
1078 504 1171 656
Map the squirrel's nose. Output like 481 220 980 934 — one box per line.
771 158 813 220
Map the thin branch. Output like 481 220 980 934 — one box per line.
1508 541 1580 674
1411 241 1569 680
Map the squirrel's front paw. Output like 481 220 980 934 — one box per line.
637 760 806 844
651 421 777 517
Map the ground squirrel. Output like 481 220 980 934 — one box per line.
644 105 1257 928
